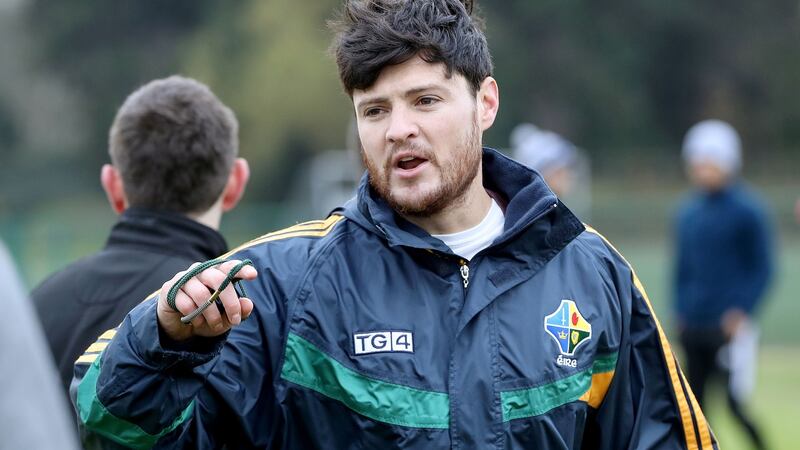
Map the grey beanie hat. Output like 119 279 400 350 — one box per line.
682 119 742 175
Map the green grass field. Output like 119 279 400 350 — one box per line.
702 346 800 450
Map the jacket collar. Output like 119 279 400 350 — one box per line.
105 208 228 261
343 147 584 255
342 147 585 337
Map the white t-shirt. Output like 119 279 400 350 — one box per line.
432 199 505 261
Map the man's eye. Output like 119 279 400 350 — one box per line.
417 97 439 106
364 108 383 117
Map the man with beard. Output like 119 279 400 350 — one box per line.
71 1 715 448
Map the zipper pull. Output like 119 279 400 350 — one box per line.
459 260 470 289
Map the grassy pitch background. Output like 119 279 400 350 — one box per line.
703 348 799 450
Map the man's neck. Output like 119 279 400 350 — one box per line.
187 206 222 230
402 174 493 235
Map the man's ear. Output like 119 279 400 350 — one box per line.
477 76 500 132
221 158 250 212
100 164 128 214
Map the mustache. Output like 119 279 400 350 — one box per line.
385 142 436 164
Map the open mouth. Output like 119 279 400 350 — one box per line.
397 155 428 171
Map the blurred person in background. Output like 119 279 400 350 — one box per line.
673 119 772 450
511 123 592 220
31 75 249 395
71 1 714 448
511 123 578 198
0 240 80 450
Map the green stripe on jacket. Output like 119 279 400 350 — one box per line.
501 353 619 422
280 332 450 429
76 352 195 449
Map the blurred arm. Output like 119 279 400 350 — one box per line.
735 206 773 315
0 243 80 450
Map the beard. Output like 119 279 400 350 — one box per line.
362 113 482 218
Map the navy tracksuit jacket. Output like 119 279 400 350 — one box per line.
72 149 717 449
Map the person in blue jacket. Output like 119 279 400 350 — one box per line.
674 119 773 450
71 1 716 448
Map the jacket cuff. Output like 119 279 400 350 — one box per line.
128 299 228 371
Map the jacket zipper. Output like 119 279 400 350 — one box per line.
459 259 470 289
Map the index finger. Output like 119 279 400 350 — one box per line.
217 259 258 281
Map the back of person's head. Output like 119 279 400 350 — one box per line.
682 119 742 176
511 123 577 175
109 75 239 214
330 0 492 95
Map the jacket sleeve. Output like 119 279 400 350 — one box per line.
584 229 717 450
734 204 773 314
70 216 345 449
70 296 232 449
70 241 300 449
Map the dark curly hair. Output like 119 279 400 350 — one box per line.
330 0 492 96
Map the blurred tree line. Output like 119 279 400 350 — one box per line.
1 0 798 210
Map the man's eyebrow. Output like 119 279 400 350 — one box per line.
356 84 449 110
356 96 389 111
404 84 447 97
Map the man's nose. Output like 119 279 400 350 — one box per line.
385 107 419 143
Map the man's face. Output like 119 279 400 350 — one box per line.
352 57 483 217
687 160 730 192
